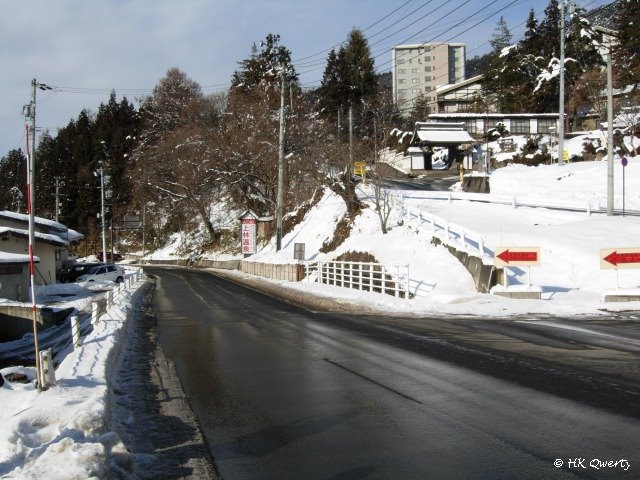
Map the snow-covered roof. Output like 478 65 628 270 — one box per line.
435 75 483 95
415 129 475 144
409 122 475 145
0 211 67 233
0 211 83 243
0 251 40 264
430 113 560 119
0 227 69 247
62 228 84 242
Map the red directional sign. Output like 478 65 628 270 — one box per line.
601 248 640 270
494 247 541 267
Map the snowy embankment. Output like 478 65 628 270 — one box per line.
242 155 640 316
0 275 147 479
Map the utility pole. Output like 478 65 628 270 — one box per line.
558 0 566 166
22 79 52 391
606 33 614 215
100 165 107 263
594 25 617 216
276 70 286 251
54 177 60 222
24 79 42 391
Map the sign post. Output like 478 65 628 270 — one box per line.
240 211 257 257
601 247 640 289
354 161 367 186
621 157 628 216
494 247 541 288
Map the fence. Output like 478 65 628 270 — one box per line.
405 206 491 261
305 260 410 300
48 271 146 370
402 191 640 217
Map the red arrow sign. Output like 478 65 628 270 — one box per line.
497 249 538 264
603 251 640 266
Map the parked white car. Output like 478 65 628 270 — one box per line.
76 264 125 283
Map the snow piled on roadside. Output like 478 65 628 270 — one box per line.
0 279 146 479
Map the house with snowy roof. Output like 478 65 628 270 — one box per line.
408 122 474 170
0 212 84 299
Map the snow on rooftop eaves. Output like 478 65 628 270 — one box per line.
0 251 40 264
0 211 67 233
0 227 69 246
414 129 475 144
430 113 560 118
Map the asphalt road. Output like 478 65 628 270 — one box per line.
382 175 459 191
148 267 640 480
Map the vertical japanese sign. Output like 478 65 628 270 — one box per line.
241 217 257 255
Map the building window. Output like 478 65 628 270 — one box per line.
411 68 418 74
485 118 504 134
425 66 431 72
425 76 431 82
412 88 419 93
538 118 556 134
411 78 419 83
511 118 531 134
398 89 406 98
398 59 405 64
397 68 406 74
465 119 477 134
398 78 406 84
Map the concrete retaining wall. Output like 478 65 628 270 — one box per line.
432 237 498 293
0 305 74 342
139 258 300 281
240 262 303 282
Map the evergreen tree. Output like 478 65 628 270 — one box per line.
538 0 561 59
93 91 140 222
318 48 347 117
0 149 27 212
613 0 640 89
407 93 430 124
230 33 298 95
342 29 377 106
466 53 492 78
490 16 513 54
317 28 377 117
521 9 542 55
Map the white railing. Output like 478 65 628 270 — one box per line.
401 191 639 216
405 206 491 261
305 261 410 300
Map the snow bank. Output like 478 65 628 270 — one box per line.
0 276 147 479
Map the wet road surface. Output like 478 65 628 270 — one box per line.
149 267 640 480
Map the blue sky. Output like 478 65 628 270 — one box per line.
0 0 612 156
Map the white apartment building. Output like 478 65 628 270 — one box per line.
392 43 466 116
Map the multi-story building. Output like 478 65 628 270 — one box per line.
392 42 466 116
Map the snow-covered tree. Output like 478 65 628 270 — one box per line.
132 68 222 241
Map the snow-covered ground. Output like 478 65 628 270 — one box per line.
0 273 146 479
242 155 640 316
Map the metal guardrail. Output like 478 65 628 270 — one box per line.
305 260 410 300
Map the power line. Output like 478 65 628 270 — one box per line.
292 0 420 63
